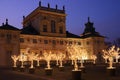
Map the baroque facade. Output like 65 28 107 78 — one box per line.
0 3 105 67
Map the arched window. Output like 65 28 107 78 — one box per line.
59 26 63 34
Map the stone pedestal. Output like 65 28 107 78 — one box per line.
107 67 116 76
20 67 25 72
79 66 85 73
72 70 82 80
29 68 35 74
59 66 64 71
12 67 17 71
45 68 53 76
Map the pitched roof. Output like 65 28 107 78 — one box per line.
80 32 105 38
21 25 39 35
80 17 105 38
66 31 81 38
0 23 20 31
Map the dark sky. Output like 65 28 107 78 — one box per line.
0 0 120 41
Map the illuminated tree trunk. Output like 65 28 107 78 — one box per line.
116 57 118 63
72 60 74 65
74 59 78 71
13 61 17 67
56 59 59 66
93 59 96 64
47 60 51 69
59 60 63 67
109 57 113 68
37 60 40 66
105 58 108 63
21 61 24 68
30 60 34 68
80 60 84 68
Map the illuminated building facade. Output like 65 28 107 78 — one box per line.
0 3 105 67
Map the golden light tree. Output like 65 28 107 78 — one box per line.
112 47 120 63
68 52 75 65
52 52 60 66
11 55 19 67
58 51 66 67
74 44 88 68
67 44 79 71
102 53 109 63
19 53 27 68
28 52 39 68
43 50 53 69
102 46 119 68
36 56 42 67
91 54 97 64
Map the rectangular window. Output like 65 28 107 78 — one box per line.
43 25 47 32
59 26 63 34
78 42 81 45
51 20 56 33
20 38 24 43
44 40 48 44
60 41 63 45
33 39 37 43
69 41 72 45
52 40 56 45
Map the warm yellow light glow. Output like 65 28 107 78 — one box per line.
43 50 53 69
11 55 19 67
28 52 39 68
103 45 120 69
91 55 97 64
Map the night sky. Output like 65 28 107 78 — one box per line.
0 0 120 41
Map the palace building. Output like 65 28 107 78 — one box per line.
0 2 105 67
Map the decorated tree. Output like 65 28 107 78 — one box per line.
67 44 79 71
36 56 42 67
52 52 60 66
91 54 97 64
77 48 88 68
11 55 19 67
102 54 109 63
58 51 66 67
43 50 53 69
28 52 39 68
19 53 27 68
102 46 120 68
